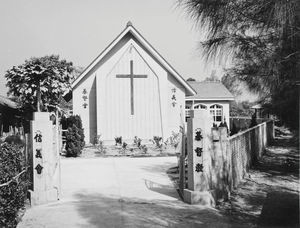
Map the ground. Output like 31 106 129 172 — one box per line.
18 157 243 228
18 128 299 228
216 129 299 227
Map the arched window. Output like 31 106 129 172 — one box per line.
210 104 223 122
194 104 207 110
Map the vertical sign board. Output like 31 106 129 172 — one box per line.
29 112 58 206
184 109 215 206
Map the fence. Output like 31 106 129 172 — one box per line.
178 131 186 197
178 119 274 199
228 120 274 188
230 116 269 132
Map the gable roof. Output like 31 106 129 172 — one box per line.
72 22 196 96
186 81 234 101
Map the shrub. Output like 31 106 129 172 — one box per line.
0 142 28 227
4 135 24 146
250 113 258 128
133 136 142 148
230 121 239 136
167 132 180 149
64 115 85 157
94 134 106 154
93 134 100 146
152 136 163 148
122 142 127 149
140 145 148 154
114 136 122 146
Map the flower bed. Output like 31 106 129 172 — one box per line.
64 144 179 159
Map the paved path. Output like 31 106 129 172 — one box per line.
18 157 237 228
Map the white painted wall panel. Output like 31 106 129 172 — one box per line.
192 100 230 130
72 74 96 143
166 73 186 137
102 46 162 141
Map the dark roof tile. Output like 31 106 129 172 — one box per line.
186 81 234 100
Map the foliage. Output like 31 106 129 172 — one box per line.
219 119 229 134
230 121 239 136
133 136 142 148
122 142 127 149
140 145 148 154
114 136 122 146
93 134 100 146
4 135 24 146
203 70 220 82
178 0 300 129
230 101 254 117
250 114 258 128
187 77 196 81
0 143 28 227
151 136 163 148
165 132 180 149
93 134 106 154
221 73 242 96
62 115 85 157
5 55 74 112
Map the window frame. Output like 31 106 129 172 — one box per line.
209 104 223 122
193 104 207 110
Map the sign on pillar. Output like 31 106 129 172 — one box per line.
29 112 59 206
184 109 215 206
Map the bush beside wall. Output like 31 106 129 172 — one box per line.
61 115 85 157
0 143 28 227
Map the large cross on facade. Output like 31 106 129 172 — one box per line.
116 60 147 115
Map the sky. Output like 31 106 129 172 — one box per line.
0 0 229 97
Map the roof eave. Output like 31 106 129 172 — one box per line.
72 24 196 95
185 97 235 101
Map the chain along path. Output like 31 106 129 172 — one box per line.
18 156 246 228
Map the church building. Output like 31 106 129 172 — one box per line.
72 22 196 144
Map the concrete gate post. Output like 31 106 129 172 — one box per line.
183 109 215 206
28 112 59 206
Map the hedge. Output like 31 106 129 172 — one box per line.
0 142 29 227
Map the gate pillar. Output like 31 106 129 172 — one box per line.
183 109 215 206
28 112 59 206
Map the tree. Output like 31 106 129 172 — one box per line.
187 77 196 81
204 70 219 82
5 55 74 112
230 101 254 117
221 73 242 96
178 0 299 129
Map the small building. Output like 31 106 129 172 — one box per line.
72 22 196 144
251 104 274 119
0 95 20 136
185 81 234 127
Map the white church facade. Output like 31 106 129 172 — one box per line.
72 22 196 144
